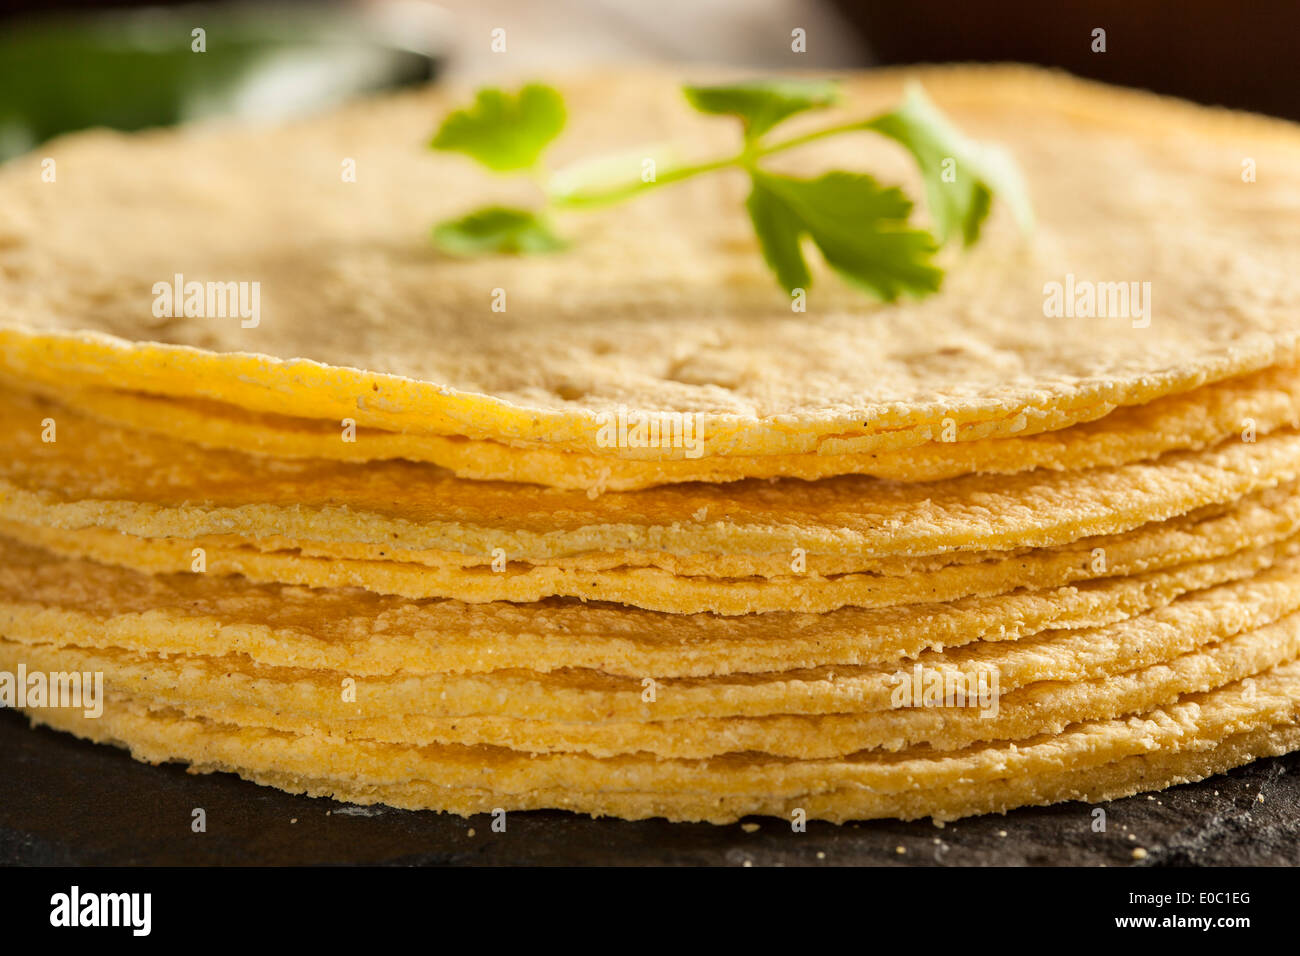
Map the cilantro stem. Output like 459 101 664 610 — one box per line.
549 154 741 209
548 119 875 209
758 119 874 156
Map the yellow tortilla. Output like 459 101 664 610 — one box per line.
5 384 1300 577
3 66 1300 458
8 468 1300 614
13 361 1299 491
222 724 1300 823
10 560 1300 723
2 530 1294 678
9 605 1299 758
21 663 1300 821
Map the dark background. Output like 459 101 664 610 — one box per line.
4 0 1300 117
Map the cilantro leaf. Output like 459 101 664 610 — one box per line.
746 170 942 300
433 207 566 255
430 84 565 172
683 79 840 140
745 180 811 292
866 83 1033 245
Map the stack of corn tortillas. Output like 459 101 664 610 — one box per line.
4 65 1300 823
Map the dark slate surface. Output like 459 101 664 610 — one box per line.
4 708 1298 866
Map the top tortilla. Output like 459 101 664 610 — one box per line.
2 64 1299 457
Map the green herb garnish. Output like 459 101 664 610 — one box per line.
432 206 566 255
429 78 1030 301
429 83 565 172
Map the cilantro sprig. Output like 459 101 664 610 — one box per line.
429 78 1030 301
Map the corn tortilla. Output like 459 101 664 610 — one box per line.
9 561 1300 723
9 606 1299 758
13 361 1299 491
5 384 1300 577
20 662 1300 821
2 529 1296 678
3 66 1300 458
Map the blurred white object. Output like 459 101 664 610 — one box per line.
432 0 869 79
